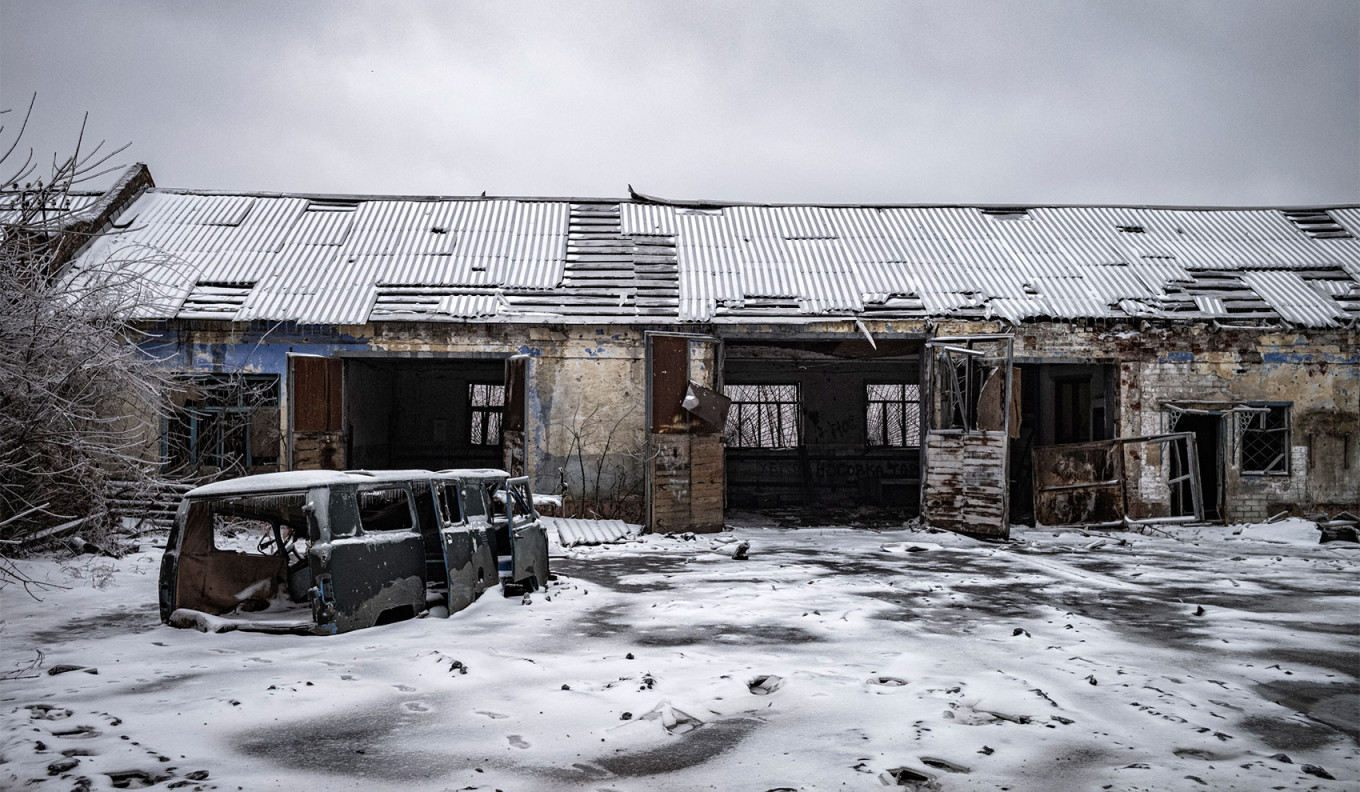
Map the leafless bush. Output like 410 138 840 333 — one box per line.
554 404 646 521
0 97 173 571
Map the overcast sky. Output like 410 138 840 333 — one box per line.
3 1 1357 205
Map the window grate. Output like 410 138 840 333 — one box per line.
1239 404 1290 475
468 383 505 445
723 384 800 448
866 383 921 447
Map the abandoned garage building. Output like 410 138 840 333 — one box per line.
62 165 1360 537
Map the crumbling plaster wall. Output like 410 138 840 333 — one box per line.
146 322 651 514
1020 322 1359 522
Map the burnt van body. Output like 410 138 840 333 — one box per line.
158 469 547 635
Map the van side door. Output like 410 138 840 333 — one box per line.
505 476 549 589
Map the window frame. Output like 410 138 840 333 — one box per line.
864 382 922 448
164 373 280 473
467 382 506 446
1238 402 1291 476
722 382 801 449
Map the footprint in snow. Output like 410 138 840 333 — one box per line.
402 701 431 713
507 735 530 749
476 710 510 720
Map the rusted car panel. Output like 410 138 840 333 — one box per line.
159 468 548 635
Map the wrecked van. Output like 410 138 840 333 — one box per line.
158 469 549 635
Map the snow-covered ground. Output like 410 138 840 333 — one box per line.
2 518 1356 791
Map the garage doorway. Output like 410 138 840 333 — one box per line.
721 338 923 517
344 358 506 471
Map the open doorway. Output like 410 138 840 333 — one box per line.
1171 413 1222 521
344 358 505 471
1010 363 1117 525
721 338 923 518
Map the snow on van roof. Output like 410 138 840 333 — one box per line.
186 469 439 498
434 468 510 479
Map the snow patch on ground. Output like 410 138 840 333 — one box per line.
1 522 1356 791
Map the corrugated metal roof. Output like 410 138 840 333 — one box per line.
64 189 1360 327
0 191 103 226
545 517 638 547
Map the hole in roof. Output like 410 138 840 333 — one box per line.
1117 225 1145 234
1282 210 1353 239
306 199 360 213
980 208 1029 220
430 226 448 235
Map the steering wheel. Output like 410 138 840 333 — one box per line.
257 524 307 565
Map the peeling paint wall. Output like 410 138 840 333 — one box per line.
1018 322 1360 522
144 316 1358 529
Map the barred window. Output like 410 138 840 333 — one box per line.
165 374 280 474
866 383 921 446
1240 404 1290 475
468 383 504 445
723 384 800 448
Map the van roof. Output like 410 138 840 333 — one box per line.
187 469 435 498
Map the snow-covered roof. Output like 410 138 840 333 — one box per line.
434 468 510 481
65 185 1360 327
187 469 436 498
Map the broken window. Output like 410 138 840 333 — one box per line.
723 384 800 448
926 337 1013 433
865 383 921 446
165 374 280 475
468 383 505 445
356 487 415 532
205 493 310 556
437 483 463 525
1239 404 1290 475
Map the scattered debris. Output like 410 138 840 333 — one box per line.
879 765 940 789
46 664 96 676
732 540 750 560
639 701 702 734
547 517 638 547
748 675 783 695
920 756 971 773
1300 764 1335 780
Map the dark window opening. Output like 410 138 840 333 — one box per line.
469 383 505 445
437 483 463 524
865 383 921 447
357 487 415 532
1240 404 1290 475
723 384 800 448
165 374 280 476
1053 379 1092 444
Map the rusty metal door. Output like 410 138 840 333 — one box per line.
287 353 344 470
645 332 728 533
502 355 528 478
1032 433 1203 528
921 334 1014 537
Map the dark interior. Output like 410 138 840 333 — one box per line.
345 358 504 470
722 339 922 514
